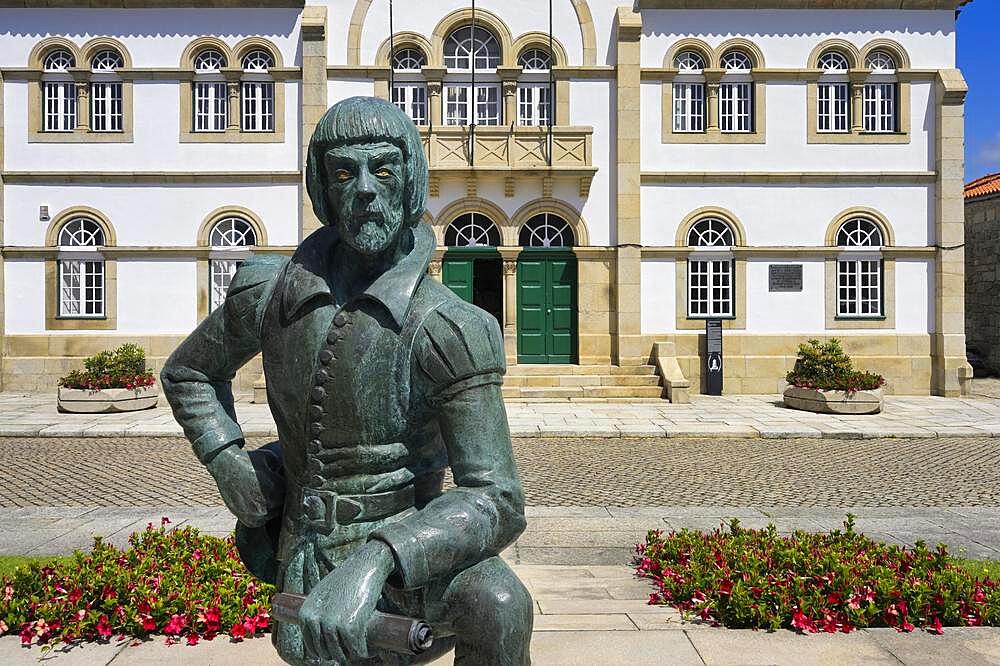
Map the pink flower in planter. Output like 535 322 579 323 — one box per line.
3 584 13 602
164 614 186 636
0 620 8 635
230 622 246 641
96 615 113 639
186 633 200 646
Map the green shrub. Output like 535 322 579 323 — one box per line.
0 520 273 647
635 516 998 634
785 338 885 393
58 343 156 391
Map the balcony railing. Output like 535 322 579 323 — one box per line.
419 125 593 170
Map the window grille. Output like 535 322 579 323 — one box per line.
673 83 705 133
518 84 551 126
194 82 227 132
818 51 850 72
392 84 428 125
90 82 123 132
444 84 501 126
241 49 273 72
687 218 735 318
817 82 849 132
194 49 226 72
44 49 74 72
518 49 551 72
444 27 501 70
674 51 705 72
91 50 122 72
241 81 274 131
721 50 752 72
209 217 257 312
719 82 752 132
44 82 76 131
392 48 426 71
519 213 574 247
836 218 884 318
865 51 896 72
57 218 106 318
863 82 896 133
445 213 501 247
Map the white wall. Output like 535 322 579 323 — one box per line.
746 258 825 332
638 10 956 69
4 184 301 247
641 258 676 334
895 259 934 334
116 259 198 334
328 79 377 105
640 81 935 173
4 260 46 335
570 80 613 247
640 184 933 247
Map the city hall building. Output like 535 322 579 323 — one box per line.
0 0 972 399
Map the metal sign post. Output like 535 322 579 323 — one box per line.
706 319 723 396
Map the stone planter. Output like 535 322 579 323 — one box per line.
783 386 883 415
57 385 159 413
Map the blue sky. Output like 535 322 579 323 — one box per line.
959 0 1000 181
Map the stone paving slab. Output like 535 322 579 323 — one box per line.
5 391 1000 439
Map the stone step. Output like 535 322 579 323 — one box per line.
506 397 667 403
507 364 655 377
503 385 665 400
582 386 664 399
505 375 661 388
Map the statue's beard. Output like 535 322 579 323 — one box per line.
343 202 404 254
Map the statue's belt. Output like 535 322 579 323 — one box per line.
289 481 417 534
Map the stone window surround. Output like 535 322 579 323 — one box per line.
806 38 912 145
371 12 572 127
27 37 134 144
824 207 897 329
43 206 118 331
430 196 590 248
178 37 286 144
660 38 767 145
194 206 268 321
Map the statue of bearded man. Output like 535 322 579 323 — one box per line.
162 96 532 666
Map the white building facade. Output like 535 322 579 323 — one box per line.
0 0 972 397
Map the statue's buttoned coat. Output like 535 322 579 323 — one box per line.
161 221 526 663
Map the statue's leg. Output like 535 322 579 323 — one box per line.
438 556 533 666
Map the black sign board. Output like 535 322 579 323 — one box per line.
768 264 803 292
706 319 723 396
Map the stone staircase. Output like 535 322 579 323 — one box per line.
501 364 665 401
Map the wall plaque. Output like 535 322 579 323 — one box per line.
769 264 803 292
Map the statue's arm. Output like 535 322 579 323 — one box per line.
369 302 525 589
160 256 286 463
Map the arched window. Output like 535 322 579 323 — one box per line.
241 49 275 132
517 48 553 126
445 213 502 247
817 50 850 134
443 27 502 126
444 26 501 70
519 213 574 247
686 218 735 318
193 49 227 132
209 217 257 312
90 49 124 132
719 50 753 133
42 49 76 132
863 51 898 133
836 218 884 318
672 51 705 134
392 48 428 126
57 218 106 318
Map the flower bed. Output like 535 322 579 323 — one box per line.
635 516 998 634
0 520 273 648
784 339 885 414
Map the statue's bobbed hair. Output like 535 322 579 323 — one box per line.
306 96 428 228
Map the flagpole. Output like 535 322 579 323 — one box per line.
388 0 395 92
469 0 477 167
548 0 554 167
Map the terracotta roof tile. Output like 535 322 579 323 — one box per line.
965 172 1000 201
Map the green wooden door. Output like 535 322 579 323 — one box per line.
442 256 474 304
517 252 577 364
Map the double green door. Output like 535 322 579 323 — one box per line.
517 251 577 364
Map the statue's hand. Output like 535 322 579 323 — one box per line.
299 540 395 664
206 444 282 527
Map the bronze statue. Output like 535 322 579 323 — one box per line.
162 96 532 665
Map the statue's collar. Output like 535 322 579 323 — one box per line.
281 220 435 326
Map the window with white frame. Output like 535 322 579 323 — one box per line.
90 49 124 132
391 48 428 125
443 26 502 126
209 217 257 312
193 49 228 132
673 51 706 133
687 218 735 318
836 218 884 318
241 49 275 132
519 213 574 247
517 48 552 126
445 213 502 247
719 50 753 133
42 49 76 132
817 51 850 133
862 51 897 133
57 218 106 318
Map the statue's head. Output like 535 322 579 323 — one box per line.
306 96 428 255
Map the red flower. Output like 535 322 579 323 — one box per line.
791 610 818 633
898 620 915 633
718 580 733 596
230 622 246 641
96 615 112 639
163 614 186 636
929 616 944 635
827 592 842 605
161 517 171 526
186 633 200 646
140 614 156 632
19 624 33 645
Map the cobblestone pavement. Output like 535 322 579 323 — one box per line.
2 436 999 507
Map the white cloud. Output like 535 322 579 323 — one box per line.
979 131 1000 165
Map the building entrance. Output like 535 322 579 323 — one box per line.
442 248 503 326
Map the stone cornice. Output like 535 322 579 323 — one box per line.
641 171 937 184
633 0 970 8
1 171 302 184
